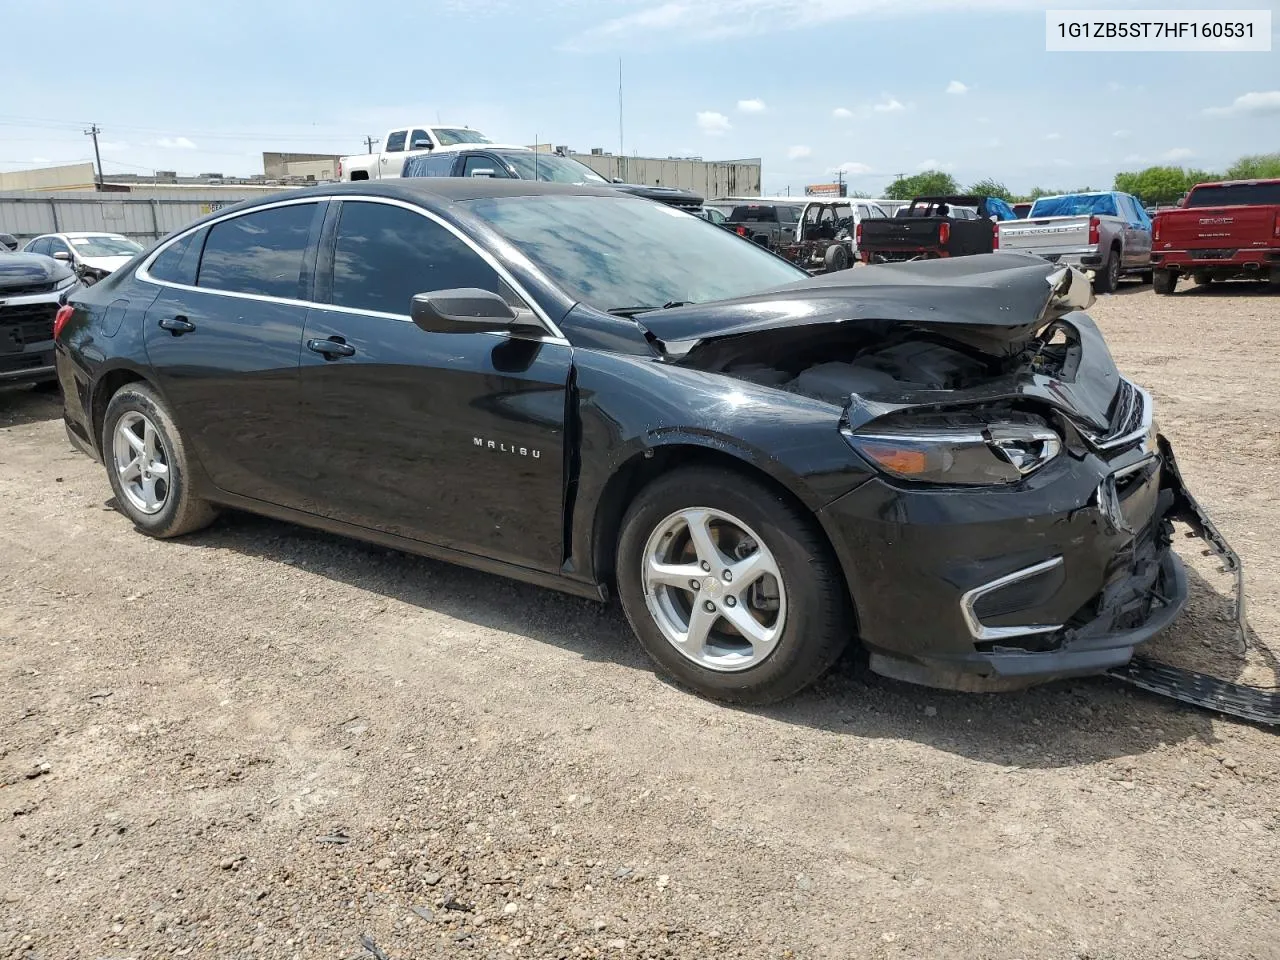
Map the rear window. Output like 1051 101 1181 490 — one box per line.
1029 194 1119 218
729 206 778 222
1185 183 1280 207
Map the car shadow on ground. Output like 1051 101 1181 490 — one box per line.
174 509 1261 769
0 383 61 428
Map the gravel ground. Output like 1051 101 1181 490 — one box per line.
2 281 1278 960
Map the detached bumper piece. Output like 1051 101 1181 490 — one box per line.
1104 438 1278 728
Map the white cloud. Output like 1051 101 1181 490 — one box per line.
915 159 953 171
99 141 129 153
832 107 853 120
787 145 812 161
945 80 969 95
562 0 1031 49
873 97 905 113
156 136 196 150
1204 90 1280 117
737 98 766 113
1123 154 1145 164
832 161 873 175
1112 129 1130 138
1044 132 1062 141
1107 80 1123 92
695 111 731 136
1163 147 1194 161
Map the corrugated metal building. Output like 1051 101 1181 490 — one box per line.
0 185 291 246
530 146 761 199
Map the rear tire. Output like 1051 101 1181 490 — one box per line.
823 244 850 272
1093 247 1121 294
102 382 217 539
1153 269 1177 295
615 467 853 705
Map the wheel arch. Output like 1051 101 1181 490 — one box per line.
90 362 154 455
586 439 850 603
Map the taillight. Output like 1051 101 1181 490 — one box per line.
992 221 1000 250
336 158 343 179
1153 215 1161 242
1088 216 1100 245
53 304 74 341
938 222 951 245
736 225 748 237
1273 212 1280 238
854 221 863 246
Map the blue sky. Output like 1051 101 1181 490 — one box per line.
2 0 1277 195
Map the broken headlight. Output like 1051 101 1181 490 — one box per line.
844 418 1062 485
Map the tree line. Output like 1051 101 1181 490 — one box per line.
872 152 1280 205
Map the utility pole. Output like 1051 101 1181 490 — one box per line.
364 134 379 154
84 123 104 189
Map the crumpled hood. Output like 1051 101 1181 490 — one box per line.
638 252 1093 356
0 252 74 290
612 183 703 205
79 254 134 273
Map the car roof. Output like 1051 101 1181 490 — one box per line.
50 231 130 239
245 178 628 209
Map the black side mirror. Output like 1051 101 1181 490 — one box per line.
410 288 537 335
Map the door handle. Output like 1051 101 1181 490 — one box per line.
307 337 355 359
158 316 195 335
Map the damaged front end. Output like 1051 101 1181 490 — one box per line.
640 253 1245 694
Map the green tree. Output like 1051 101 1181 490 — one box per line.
1110 166 1191 204
1225 152 1280 180
883 170 960 200
967 178 1014 201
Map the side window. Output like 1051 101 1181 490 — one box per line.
27 238 49 255
423 153 456 176
409 128 432 150
47 238 71 256
148 231 199 285
463 155 508 178
385 130 407 153
871 204 888 218
776 206 797 224
1133 198 1152 227
197 203 316 299
329 201 500 315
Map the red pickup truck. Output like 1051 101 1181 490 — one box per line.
1150 179 1280 294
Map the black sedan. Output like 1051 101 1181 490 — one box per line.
53 180 1237 704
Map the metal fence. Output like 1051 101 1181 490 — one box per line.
0 188 288 246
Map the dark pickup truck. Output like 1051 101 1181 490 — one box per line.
1150 178 1280 294
858 195 1017 263
721 200 805 249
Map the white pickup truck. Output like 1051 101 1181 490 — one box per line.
337 125 519 181
996 191 1153 293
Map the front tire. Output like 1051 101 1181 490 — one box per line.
824 244 850 272
615 467 853 704
102 382 216 538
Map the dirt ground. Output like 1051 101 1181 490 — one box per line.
2 281 1278 960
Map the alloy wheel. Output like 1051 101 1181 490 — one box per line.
112 411 171 515
641 507 787 672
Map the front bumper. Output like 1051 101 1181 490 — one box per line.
1 290 62 383
819 435 1238 691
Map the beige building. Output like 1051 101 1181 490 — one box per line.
0 163 99 192
530 145 761 199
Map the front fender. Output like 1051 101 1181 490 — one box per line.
567 350 876 585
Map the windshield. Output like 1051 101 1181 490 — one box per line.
464 194 807 310
500 152 608 185
70 235 143 257
1185 183 1280 207
1029 194 1118 218
433 127 492 146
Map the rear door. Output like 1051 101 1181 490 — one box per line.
142 199 324 506
297 198 571 571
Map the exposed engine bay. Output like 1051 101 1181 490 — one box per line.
687 319 1079 409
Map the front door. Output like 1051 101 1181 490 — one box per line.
297 198 570 573
142 200 324 506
